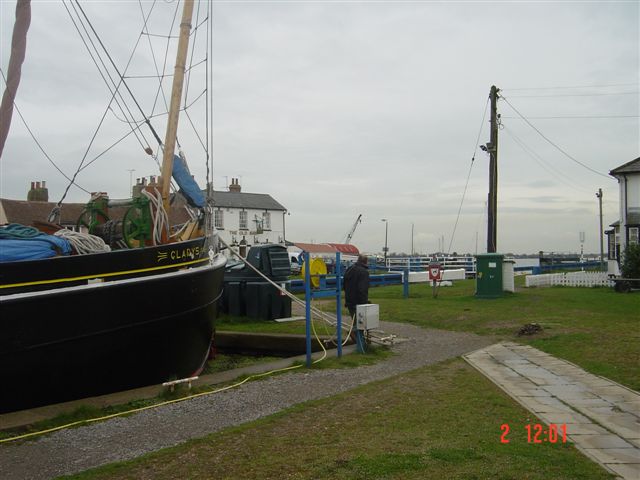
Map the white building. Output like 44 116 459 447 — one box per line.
606 157 640 272
212 178 287 250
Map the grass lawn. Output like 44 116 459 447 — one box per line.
64 359 614 480
219 277 639 389
56 277 636 479
370 277 639 390
4 277 636 478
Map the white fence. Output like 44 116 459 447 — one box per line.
392 268 467 283
525 271 613 288
385 256 475 276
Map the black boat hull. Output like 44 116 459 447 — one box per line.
0 254 226 413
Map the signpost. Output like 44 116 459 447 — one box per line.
428 262 442 298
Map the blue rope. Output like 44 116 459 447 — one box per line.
0 223 42 239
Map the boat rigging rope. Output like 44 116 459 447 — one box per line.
54 0 157 211
141 188 169 245
0 69 90 195
54 229 111 255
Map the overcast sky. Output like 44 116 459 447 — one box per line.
1 0 638 255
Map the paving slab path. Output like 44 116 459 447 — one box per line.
464 342 640 480
0 322 492 480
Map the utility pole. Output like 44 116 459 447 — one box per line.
596 188 604 271
482 85 500 253
382 219 389 264
411 223 414 256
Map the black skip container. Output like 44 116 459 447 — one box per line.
220 244 292 320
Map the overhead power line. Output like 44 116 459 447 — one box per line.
503 114 639 119
503 91 638 98
502 125 590 193
500 94 612 180
503 83 639 91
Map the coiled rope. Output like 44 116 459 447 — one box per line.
141 188 169 245
0 223 41 239
54 229 111 255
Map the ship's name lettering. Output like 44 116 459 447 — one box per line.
169 247 200 260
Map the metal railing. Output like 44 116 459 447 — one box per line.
382 256 476 277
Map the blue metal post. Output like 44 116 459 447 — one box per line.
335 252 342 358
403 267 409 298
356 330 365 353
304 252 312 367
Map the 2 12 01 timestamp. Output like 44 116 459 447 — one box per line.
500 423 568 444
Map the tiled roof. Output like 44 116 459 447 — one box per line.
212 191 286 211
1 188 285 228
1 199 85 225
292 243 360 255
1 198 193 227
326 243 360 255
293 242 339 254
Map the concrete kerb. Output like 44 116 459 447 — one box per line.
0 344 358 432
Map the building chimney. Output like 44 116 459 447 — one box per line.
229 177 241 193
27 180 49 202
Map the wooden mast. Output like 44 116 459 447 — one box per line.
0 0 31 158
160 0 195 218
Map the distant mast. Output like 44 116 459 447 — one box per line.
0 0 31 158
486 85 500 253
160 0 195 217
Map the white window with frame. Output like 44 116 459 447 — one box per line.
262 211 271 230
214 209 224 229
630 227 639 245
239 210 248 230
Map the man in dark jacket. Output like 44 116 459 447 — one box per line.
343 254 370 319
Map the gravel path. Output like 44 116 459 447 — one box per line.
0 322 493 479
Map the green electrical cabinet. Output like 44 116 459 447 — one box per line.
475 253 504 298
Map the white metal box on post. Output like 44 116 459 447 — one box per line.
356 304 379 330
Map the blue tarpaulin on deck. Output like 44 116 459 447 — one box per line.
0 224 72 262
